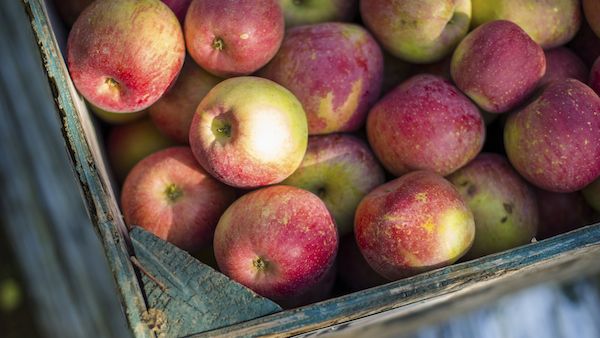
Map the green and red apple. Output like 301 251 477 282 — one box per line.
278 0 357 27
539 47 588 88
161 0 192 23
282 134 385 235
214 185 338 302
67 0 185 113
121 147 236 252
189 76 308 188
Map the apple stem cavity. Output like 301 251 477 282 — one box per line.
163 183 183 203
252 256 268 272
212 37 225 51
292 0 304 6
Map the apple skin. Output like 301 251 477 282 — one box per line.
451 20 546 113
536 189 596 239
189 76 308 188
278 262 337 309
184 0 284 77
538 47 588 88
366 74 485 177
260 22 383 135
213 185 338 302
504 79 600 192
338 234 389 291
471 0 580 49
107 118 176 182
278 0 357 28
121 147 236 252
583 0 600 39
148 58 222 144
88 104 146 125
354 171 475 280
447 153 538 259
360 0 471 64
282 134 386 236
161 0 192 23
67 0 185 113
591 57 600 96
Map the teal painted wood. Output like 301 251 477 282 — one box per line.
22 1 153 337
192 223 600 337
130 227 282 337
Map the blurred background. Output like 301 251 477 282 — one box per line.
2 1 600 338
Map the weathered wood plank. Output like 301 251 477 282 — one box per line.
130 227 282 337
192 223 600 337
20 1 153 336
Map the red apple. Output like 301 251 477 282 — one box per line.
451 20 546 113
448 153 538 259
189 76 308 188
89 104 146 125
67 0 185 113
367 74 485 177
161 0 192 23
591 57 600 96
504 79 600 192
282 134 386 235
107 118 176 182
536 189 596 239
539 47 588 88
148 58 222 144
121 147 236 252
184 0 284 77
278 263 337 309
260 22 383 135
355 171 475 280
214 185 338 302
278 0 357 27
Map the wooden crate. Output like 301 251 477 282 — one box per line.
23 0 600 337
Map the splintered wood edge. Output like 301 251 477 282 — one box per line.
191 223 600 338
22 1 153 337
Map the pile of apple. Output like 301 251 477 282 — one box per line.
63 0 600 307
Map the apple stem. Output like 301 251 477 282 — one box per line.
105 77 120 91
164 183 183 203
212 37 225 51
252 257 268 272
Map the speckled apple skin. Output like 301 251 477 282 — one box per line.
448 153 538 259
504 79 600 193
590 57 600 96
367 74 485 177
278 0 357 27
213 185 338 302
539 47 588 88
354 171 475 280
189 77 308 188
360 0 471 64
282 134 385 235
536 188 596 239
149 58 222 144
472 0 581 49
583 0 600 39
260 22 383 135
451 20 546 113
67 0 185 113
121 147 236 252
184 0 284 77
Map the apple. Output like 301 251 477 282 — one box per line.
448 153 538 259
184 0 284 77
360 0 471 64
161 0 192 23
583 0 600 39
148 58 222 144
282 134 386 236
367 74 485 177
260 22 383 135
107 118 176 182
568 19 600 67
471 0 580 49
278 263 337 309
338 234 389 291
189 76 308 188
591 57 600 96
451 20 546 113
88 104 146 125
536 189 596 239
121 147 236 252
538 47 588 88
67 0 185 113
53 0 93 26
504 79 600 192
213 185 338 302
278 0 358 28
583 178 600 213
355 171 475 280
